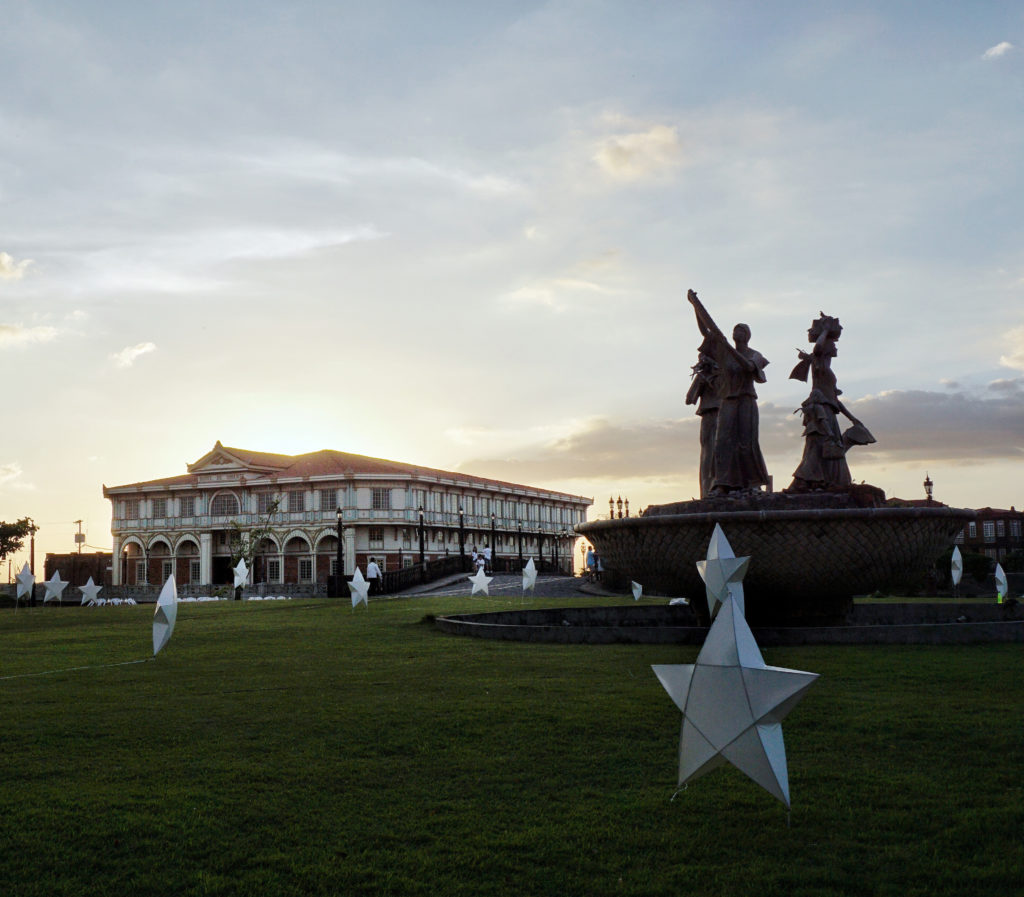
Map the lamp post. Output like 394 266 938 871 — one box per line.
490 512 496 573
617 496 623 519
458 505 466 571
553 530 560 573
537 526 544 570
923 472 934 503
335 507 345 598
517 522 523 569
609 496 614 519
418 506 425 570
625 498 630 518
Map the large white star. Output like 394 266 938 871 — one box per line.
42 571 69 603
15 563 35 601
950 546 963 587
995 563 1008 602
631 581 643 601
696 523 750 618
468 567 493 596
522 557 537 593
348 567 369 608
233 558 249 589
153 575 178 656
79 576 102 605
652 596 819 809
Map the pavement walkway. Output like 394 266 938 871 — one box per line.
393 572 618 600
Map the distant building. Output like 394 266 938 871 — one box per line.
44 552 112 588
955 506 1024 563
103 442 592 587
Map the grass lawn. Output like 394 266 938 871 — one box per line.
0 593 1021 897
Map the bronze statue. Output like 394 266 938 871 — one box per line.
786 312 874 492
687 289 771 494
685 351 719 498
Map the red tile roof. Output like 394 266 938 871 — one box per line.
104 442 591 502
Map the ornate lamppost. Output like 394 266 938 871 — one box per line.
537 526 544 570
458 505 466 570
418 506 426 570
923 472 934 504
517 522 524 569
616 496 623 519
490 512 496 573
334 507 345 597
609 496 614 519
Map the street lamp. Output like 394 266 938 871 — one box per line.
616 496 623 519
537 526 544 570
335 507 344 597
517 521 523 569
418 506 425 569
490 512 496 573
923 472 934 503
458 505 466 571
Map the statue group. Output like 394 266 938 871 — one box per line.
685 289 874 497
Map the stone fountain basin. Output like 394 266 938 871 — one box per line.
575 506 974 626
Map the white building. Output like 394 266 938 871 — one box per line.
103 442 592 587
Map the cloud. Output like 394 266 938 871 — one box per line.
593 125 683 181
0 324 58 346
982 41 1014 60
1000 326 1024 371
0 462 34 492
0 252 33 279
111 342 157 368
460 381 1024 492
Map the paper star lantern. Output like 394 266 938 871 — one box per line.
995 563 1008 603
79 577 102 605
522 557 537 593
233 558 249 589
468 567 493 596
153 576 178 656
43 571 69 604
950 546 963 587
16 563 34 600
631 581 643 601
696 524 750 618
349 567 369 608
652 595 819 809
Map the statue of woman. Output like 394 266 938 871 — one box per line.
687 290 771 494
787 313 873 492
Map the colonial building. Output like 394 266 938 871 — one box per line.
954 506 1024 563
103 442 592 587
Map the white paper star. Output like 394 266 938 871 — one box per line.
43 571 69 603
16 563 35 600
468 567 493 596
153 575 178 656
233 558 249 589
951 546 963 587
522 557 537 593
79 576 102 606
652 595 819 809
995 563 1008 602
631 581 643 601
696 524 750 618
348 567 369 608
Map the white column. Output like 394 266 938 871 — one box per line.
111 535 122 585
200 533 213 585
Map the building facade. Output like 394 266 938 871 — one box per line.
103 443 592 587
954 506 1024 563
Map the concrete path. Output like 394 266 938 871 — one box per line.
394 572 616 600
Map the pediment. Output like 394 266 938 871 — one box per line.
187 442 284 475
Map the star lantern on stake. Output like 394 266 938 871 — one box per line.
79 577 102 606
43 571 69 604
233 558 249 590
696 523 750 618
468 566 493 596
522 557 537 593
152 575 178 656
652 595 819 809
995 563 1008 603
631 581 643 601
16 563 35 602
950 546 963 588
348 567 370 608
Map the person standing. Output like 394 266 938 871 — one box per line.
585 546 596 581
483 543 492 574
367 556 382 595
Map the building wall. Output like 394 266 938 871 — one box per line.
955 506 1024 563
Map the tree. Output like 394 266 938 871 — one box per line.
228 498 281 598
0 518 32 563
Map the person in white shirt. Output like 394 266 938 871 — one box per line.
367 557 382 595
483 544 492 574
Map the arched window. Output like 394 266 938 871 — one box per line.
210 493 239 517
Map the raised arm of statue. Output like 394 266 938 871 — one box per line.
687 289 720 341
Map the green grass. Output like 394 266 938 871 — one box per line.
0 594 1021 897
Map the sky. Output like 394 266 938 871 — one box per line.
2 0 1023 576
